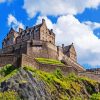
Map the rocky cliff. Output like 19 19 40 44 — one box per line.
0 64 100 100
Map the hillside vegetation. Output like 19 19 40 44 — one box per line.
0 64 100 100
35 58 65 66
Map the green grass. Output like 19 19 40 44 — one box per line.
90 93 100 100
79 76 97 85
23 66 86 99
35 58 65 66
24 66 99 100
0 90 20 100
0 69 19 83
0 64 16 76
0 64 19 82
0 65 99 100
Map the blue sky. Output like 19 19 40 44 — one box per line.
0 0 100 69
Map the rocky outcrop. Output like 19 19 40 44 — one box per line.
0 65 100 100
0 68 52 100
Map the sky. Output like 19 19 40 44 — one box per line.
0 0 100 69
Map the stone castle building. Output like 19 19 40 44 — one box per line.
0 19 85 74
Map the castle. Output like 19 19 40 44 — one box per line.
0 19 85 74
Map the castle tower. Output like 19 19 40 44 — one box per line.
2 28 18 48
63 43 77 62
39 19 55 44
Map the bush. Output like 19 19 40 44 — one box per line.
0 64 16 76
86 85 94 95
90 93 100 100
0 90 20 100
66 73 78 81
53 69 63 79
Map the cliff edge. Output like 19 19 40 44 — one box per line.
0 65 99 100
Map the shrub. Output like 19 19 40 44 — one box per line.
86 85 94 95
66 73 78 81
0 68 19 83
53 69 63 79
0 90 20 100
0 64 16 76
90 93 100 100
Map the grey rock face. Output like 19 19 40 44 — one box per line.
0 68 52 100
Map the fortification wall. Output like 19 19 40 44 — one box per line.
0 54 16 67
0 52 78 75
28 45 49 58
0 41 28 55
46 42 57 51
1 46 14 54
26 40 58 59
63 55 85 71
38 63 78 75
79 72 100 82
57 46 64 60
21 54 39 69
0 40 64 61
20 54 78 75
46 42 58 59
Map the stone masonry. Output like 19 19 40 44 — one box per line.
0 19 85 74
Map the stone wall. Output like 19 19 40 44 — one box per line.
0 54 16 67
20 54 78 75
26 40 58 60
79 71 100 82
0 52 78 75
46 42 58 59
37 63 78 75
0 39 85 72
21 54 39 69
63 55 85 71
0 41 28 55
57 46 64 60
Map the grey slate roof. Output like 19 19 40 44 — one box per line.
64 44 72 52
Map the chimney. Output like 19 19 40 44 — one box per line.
62 44 64 48
42 19 45 24
26 26 28 29
51 29 53 32
19 28 23 33
71 43 74 45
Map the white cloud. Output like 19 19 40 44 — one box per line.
8 14 24 31
83 21 100 30
87 0 100 8
23 0 100 18
36 15 100 67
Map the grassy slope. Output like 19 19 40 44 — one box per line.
0 65 100 100
0 64 19 83
24 66 100 100
0 64 20 100
35 58 65 66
